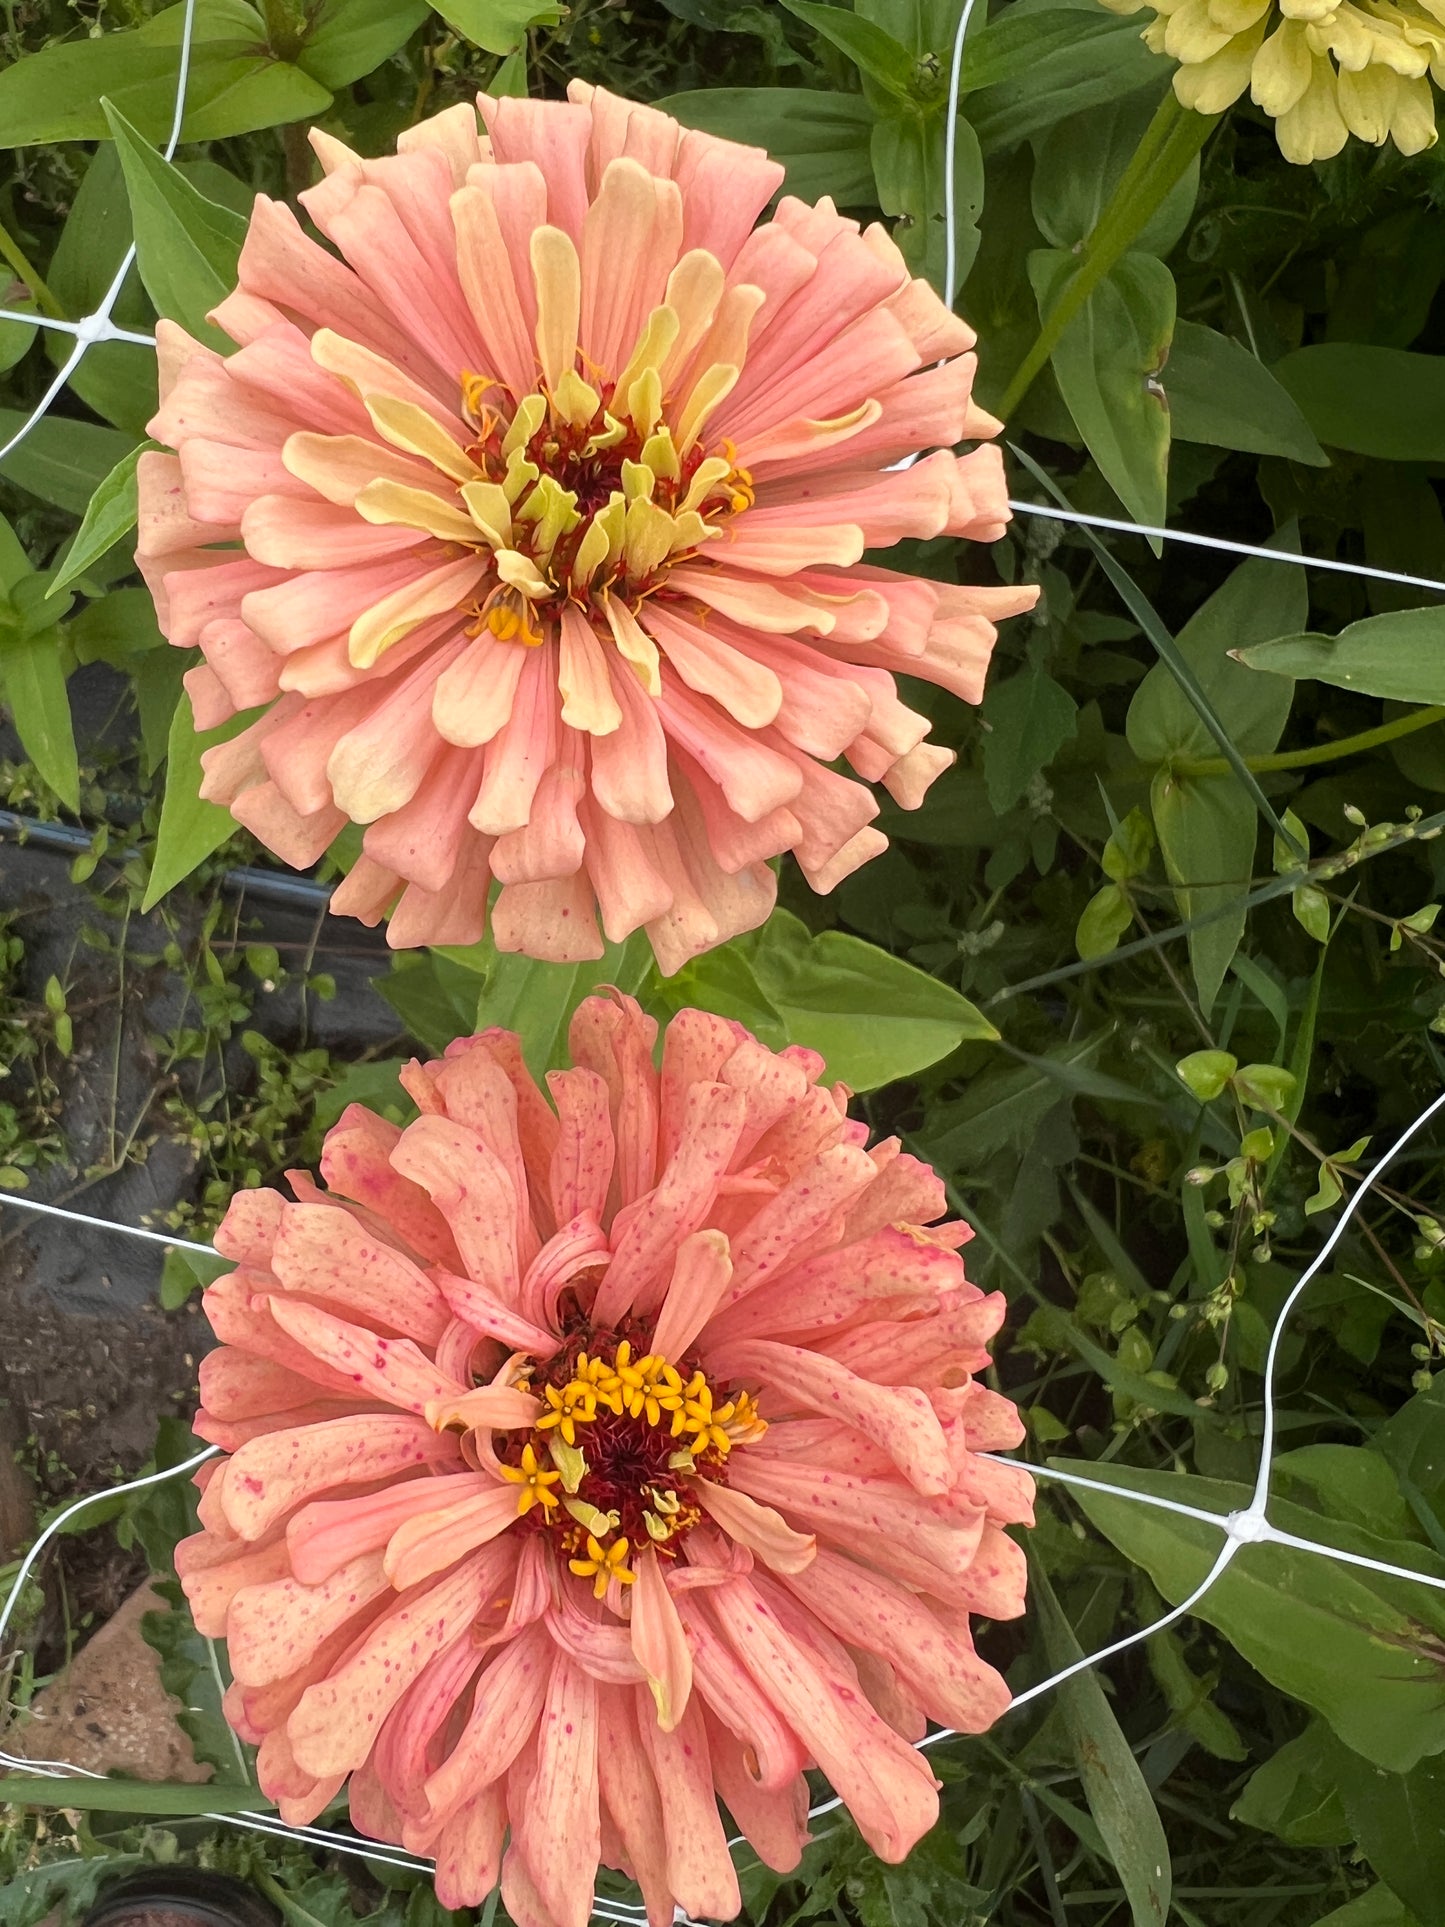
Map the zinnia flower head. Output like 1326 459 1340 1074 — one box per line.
1102 0 1443 159
137 84 1035 971
178 994 1031 1922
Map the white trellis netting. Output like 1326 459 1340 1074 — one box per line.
4 0 1445 1914
7 1085 1445 1912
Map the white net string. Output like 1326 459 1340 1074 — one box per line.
7 1079 1445 1909
1 0 1444 1914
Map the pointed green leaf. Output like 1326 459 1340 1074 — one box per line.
1240 608 1445 705
427 0 564 54
103 99 247 350
1167 321 1328 465
670 907 997 1090
1052 1456 1445 1772
1032 1561 1173 1927
48 443 149 599
0 0 332 148
780 0 916 95
143 694 252 909
0 414 137 516
982 664 1078 812
660 89 876 204
0 619 79 812
1028 248 1175 533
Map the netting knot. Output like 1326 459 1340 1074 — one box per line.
1224 1507 1271 1544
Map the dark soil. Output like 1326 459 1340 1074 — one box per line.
0 715 408 1663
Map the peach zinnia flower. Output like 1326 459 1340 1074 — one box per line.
138 84 1035 969
177 995 1030 1922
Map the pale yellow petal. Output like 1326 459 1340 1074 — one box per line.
558 605 623 735
601 591 662 695
354 479 478 545
657 250 726 387
365 395 479 484
282 432 435 508
675 361 740 456
347 555 487 669
460 479 513 546
531 225 581 391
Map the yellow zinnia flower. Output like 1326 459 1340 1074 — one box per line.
1100 0 1441 156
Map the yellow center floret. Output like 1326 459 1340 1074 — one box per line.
436 1335 766 1599
340 365 754 677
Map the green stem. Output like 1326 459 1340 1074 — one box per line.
1176 704 1445 779
0 216 61 318
997 91 1217 422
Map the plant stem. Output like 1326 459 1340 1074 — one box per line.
0 216 61 318
1176 704 1445 779
997 91 1217 422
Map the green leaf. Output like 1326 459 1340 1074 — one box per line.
0 284 38 375
300 0 430 88
143 695 252 910
1018 449 1301 857
965 4 1162 152
428 0 565 52
779 0 916 97
1234 1062 1297 1111
0 1775 271 1815
1052 1456 1445 1772
871 104 985 291
376 950 491 1054
660 88 876 204
1232 1725 1352 1848
1314 1890 1421 1927
67 587 166 674
1149 766 1256 1015
1123 547 1305 1008
1147 1624 1247 1761
313 1057 414 1131
1128 546 1304 761
1076 881 1133 959
981 664 1078 812
0 414 138 517
1374 1375 1445 1533
1239 608 1445 704
103 99 248 351
435 932 654 1080
1166 321 1328 465
47 444 148 600
1028 248 1174 532
132 644 193 775
43 145 157 437
1032 1561 1173 1927
1101 805 1154 881
1311 1732 1445 1927
0 0 333 148
924 1033 1158 1166
0 620 79 811
159 1244 230 1310
1273 344 1445 461
1032 95 1198 257
673 907 997 1091
142 1584 253 1785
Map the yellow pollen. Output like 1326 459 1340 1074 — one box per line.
477 583 546 647
569 1533 636 1599
511 1338 767 1595
436 365 754 656
498 1442 561 1516
536 1379 598 1445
